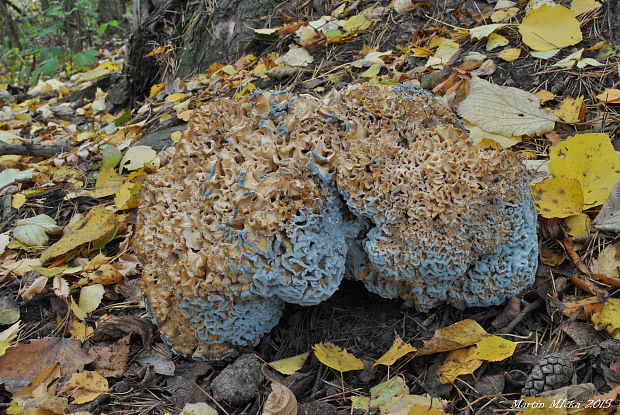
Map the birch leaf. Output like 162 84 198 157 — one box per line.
456 76 559 137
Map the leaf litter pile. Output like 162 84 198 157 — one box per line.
0 0 619 413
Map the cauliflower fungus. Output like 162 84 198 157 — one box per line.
134 84 538 360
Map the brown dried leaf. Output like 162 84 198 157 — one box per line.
91 334 130 377
93 316 155 347
0 337 96 392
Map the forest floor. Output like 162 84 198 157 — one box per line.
0 0 619 414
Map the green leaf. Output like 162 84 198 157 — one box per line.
100 145 122 169
73 49 98 69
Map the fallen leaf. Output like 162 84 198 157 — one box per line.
78 284 105 314
268 352 310 375
12 214 62 246
84 263 124 285
417 319 489 356
18 275 47 300
11 193 26 209
426 40 459 68
535 90 556 104
90 167 123 198
166 92 187 103
591 243 620 277
596 88 620 104
149 83 165 97
181 402 217 415
519 5 583 52
553 49 584 69
0 296 19 325
456 76 559 137
69 319 94 342
562 296 605 319
548 133 620 208
0 337 95 392
119 145 158 173
342 14 371 33
438 348 483 383
52 275 69 298
351 396 370 411
498 47 521 61
91 334 130 377
530 177 584 218
263 381 297 415
312 343 364 372
491 7 519 22
570 0 601 16
361 64 382 78
486 33 509 51
373 335 417 367
591 298 620 339
593 182 620 232
553 96 585 123
0 232 9 256
531 49 561 59
564 213 591 237
114 180 140 210
470 24 506 40
275 46 314 67
40 206 122 263
59 370 108 404
370 376 409 410
467 336 517 362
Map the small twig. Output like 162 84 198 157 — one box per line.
0 142 69 157
502 298 544 334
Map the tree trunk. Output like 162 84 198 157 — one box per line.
109 0 282 106
40 0 50 10
0 0 21 49
97 0 129 34
62 0 88 51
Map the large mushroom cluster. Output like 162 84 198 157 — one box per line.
134 84 538 360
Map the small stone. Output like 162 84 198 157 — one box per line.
210 354 263 405
297 401 338 415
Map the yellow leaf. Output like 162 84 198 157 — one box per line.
60 371 108 404
268 352 310 375
361 64 382 78
373 335 417 367
417 319 489 356
469 24 506 40
275 46 314 67
90 168 123 198
553 96 584 123
591 298 620 339
119 145 159 172
591 243 620 277
596 88 620 104
114 181 140 210
467 335 517 362
530 177 584 218
456 76 559 137
177 110 194 121
486 33 509 51
11 193 26 209
343 14 371 32
312 343 364 372
498 47 521 61
564 213 591 237
464 121 521 148
519 5 582 52
166 93 187 103
535 89 556 104
426 41 459 68
350 396 370 411
171 131 183 143
549 133 620 207
149 83 165 97
70 297 87 321
75 67 110 82
69 319 94 342
438 348 483 383
40 206 121 262
78 284 104 314
491 7 519 22
409 405 448 415
570 0 601 16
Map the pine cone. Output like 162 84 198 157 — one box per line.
522 353 574 396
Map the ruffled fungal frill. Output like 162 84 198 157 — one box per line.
134 84 538 360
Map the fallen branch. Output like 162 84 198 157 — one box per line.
0 142 68 157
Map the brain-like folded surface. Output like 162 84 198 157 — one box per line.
134 84 538 360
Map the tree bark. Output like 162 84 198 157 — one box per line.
109 0 282 106
0 0 21 49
